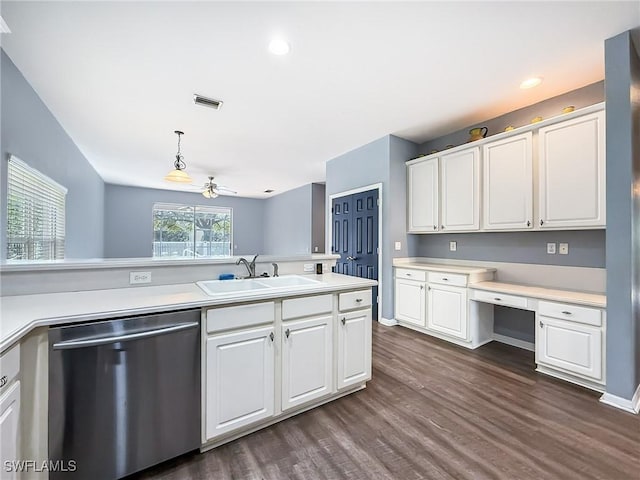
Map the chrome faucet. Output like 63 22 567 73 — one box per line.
272 263 279 277
236 254 259 278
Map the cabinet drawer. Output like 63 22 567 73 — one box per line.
339 290 372 311
395 268 426 281
427 272 467 287
282 294 333 320
538 301 601 327
207 302 275 333
472 290 528 309
0 343 20 393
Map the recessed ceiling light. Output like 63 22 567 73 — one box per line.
520 77 543 89
268 38 290 56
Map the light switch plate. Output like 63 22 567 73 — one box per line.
546 243 557 254
394 241 401 251
559 243 569 255
449 241 457 252
130 271 151 284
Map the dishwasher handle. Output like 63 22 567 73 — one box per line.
52 321 200 350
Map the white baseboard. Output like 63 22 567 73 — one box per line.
600 383 640 414
492 333 535 352
379 317 398 326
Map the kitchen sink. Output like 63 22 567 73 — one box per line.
196 275 321 296
196 278 270 296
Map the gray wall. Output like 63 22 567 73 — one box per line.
419 81 605 154
311 183 326 253
325 135 420 320
0 50 105 258
104 184 265 258
414 230 606 268
604 30 640 401
263 184 312 255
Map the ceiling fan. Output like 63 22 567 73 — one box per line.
196 176 237 198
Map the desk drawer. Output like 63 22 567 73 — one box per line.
538 301 601 327
473 290 528 309
0 343 20 393
427 272 467 287
339 290 372 311
395 268 426 282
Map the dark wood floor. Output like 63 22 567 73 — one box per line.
136 323 640 480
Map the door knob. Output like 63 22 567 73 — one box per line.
346 256 358 261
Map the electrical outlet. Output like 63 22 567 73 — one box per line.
546 243 557 255
394 241 402 251
130 271 151 284
559 243 569 255
314 246 319 252
449 241 457 252
303 263 314 272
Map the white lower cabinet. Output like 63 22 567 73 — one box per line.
395 278 426 327
536 315 603 381
337 308 372 390
0 381 20 480
427 283 468 340
205 325 275 440
281 315 333 411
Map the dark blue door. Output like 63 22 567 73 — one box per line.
332 189 379 319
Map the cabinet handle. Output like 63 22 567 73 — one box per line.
561 311 573 315
539 320 544 328
442 278 449 281
406 273 412 276
355 298 363 303
540 219 544 226
269 332 274 342
441 225 445 230
526 221 531 227
420 285 424 290
341 317 346 325
494 297 502 301
433 225 437 230
0 375 7 388
285 328 290 338
427 286 431 291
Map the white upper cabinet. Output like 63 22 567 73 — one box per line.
538 110 606 229
407 158 439 233
440 147 480 231
483 132 533 230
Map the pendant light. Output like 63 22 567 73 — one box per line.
164 130 193 183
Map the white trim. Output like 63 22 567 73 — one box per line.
379 317 398 326
600 383 640 414
492 333 535 352
328 183 383 323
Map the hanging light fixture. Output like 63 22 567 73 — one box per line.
164 130 193 183
202 176 219 199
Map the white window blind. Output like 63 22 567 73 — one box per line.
6 155 67 260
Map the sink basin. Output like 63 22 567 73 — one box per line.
196 278 270 296
257 275 321 288
197 275 320 296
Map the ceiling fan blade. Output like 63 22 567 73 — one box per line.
216 185 237 194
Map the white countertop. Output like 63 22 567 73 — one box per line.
0 273 376 353
469 281 606 308
393 259 495 275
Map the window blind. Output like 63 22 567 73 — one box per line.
6 155 67 260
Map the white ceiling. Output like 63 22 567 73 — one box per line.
1 1 639 198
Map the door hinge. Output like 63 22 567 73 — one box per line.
331 207 334 214
376 198 380 206
377 295 380 304
376 247 380 254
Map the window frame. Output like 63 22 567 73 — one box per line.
151 202 234 259
6 154 68 261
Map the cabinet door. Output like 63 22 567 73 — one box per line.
282 316 333 411
536 315 602 380
205 326 275 440
395 278 426 327
427 284 468 340
483 132 533 230
0 381 20 480
538 110 605 228
337 309 372 390
441 147 480 231
407 158 439 233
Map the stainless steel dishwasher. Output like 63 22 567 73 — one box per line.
49 309 201 479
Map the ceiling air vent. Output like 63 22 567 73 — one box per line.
193 94 223 110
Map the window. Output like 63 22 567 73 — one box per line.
6 155 67 260
153 203 232 258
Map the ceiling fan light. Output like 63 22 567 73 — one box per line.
164 168 193 183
